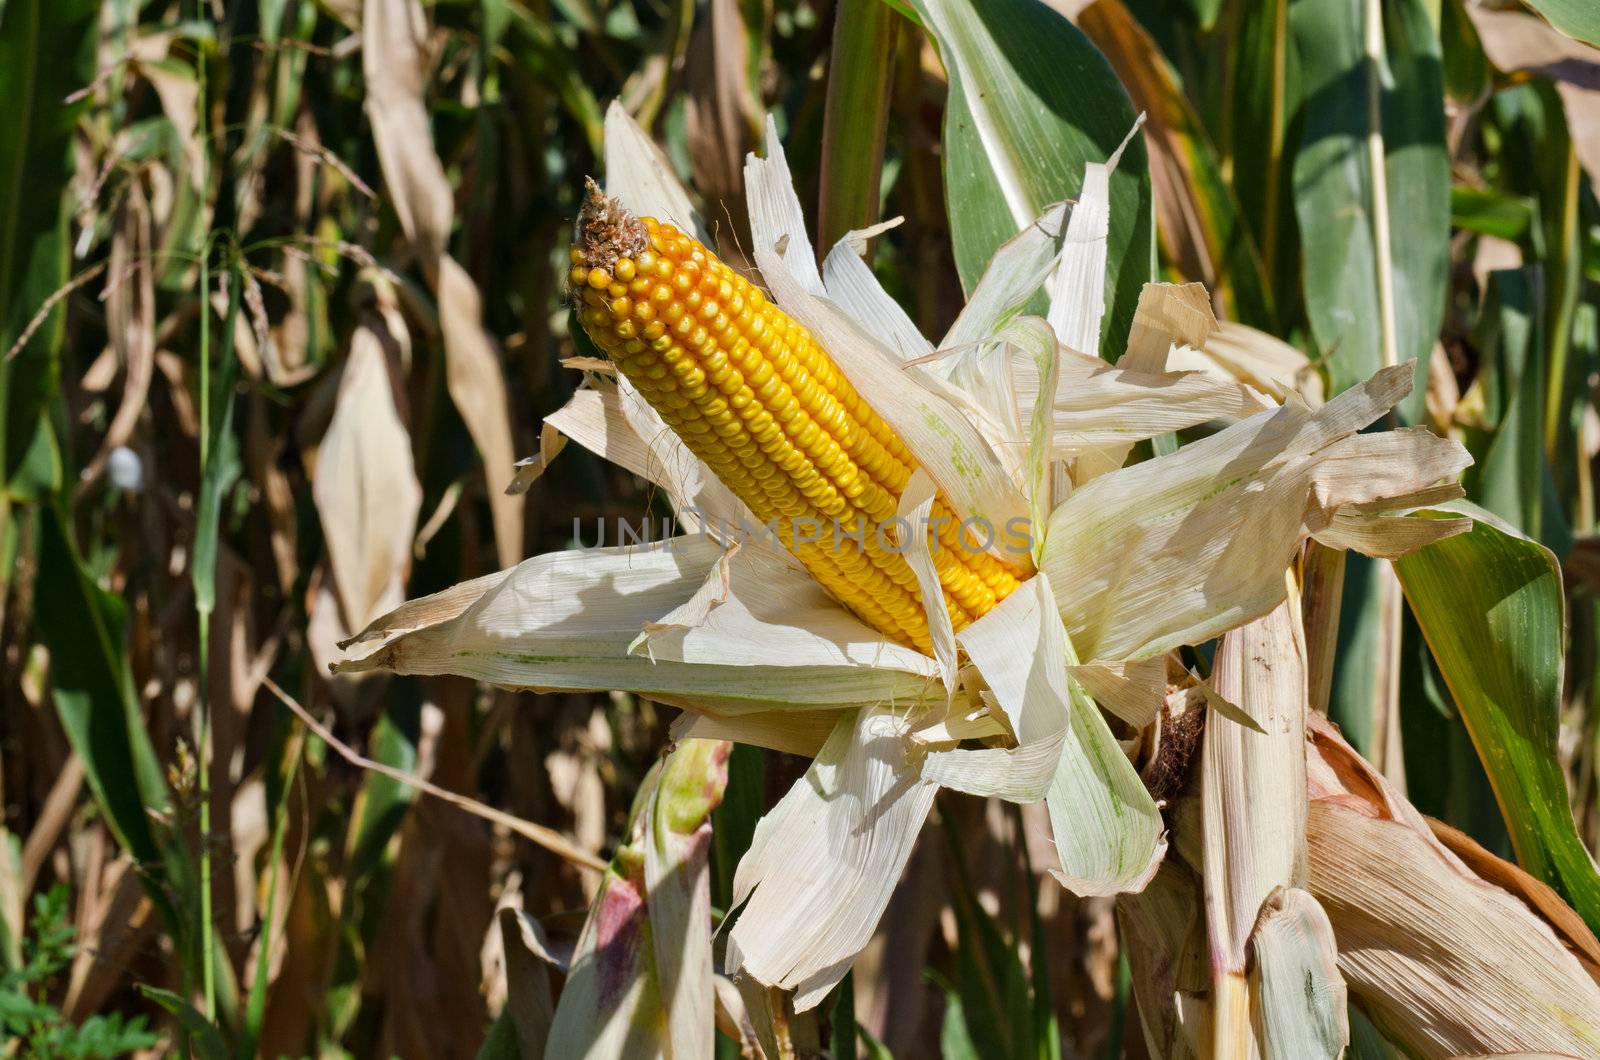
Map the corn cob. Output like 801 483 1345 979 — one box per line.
570 180 1025 652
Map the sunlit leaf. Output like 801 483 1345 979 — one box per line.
1395 503 1600 933
1450 186 1534 241
1518 0 1600 48
905 0 1152 360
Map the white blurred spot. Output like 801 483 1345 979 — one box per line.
108 446 143 492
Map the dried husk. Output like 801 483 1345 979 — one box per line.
1040 364 1471 663
727 708 940 1011
1306 718 1600 1057
1201 586 1346 1058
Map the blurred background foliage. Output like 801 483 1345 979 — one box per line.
0 0 1596 1055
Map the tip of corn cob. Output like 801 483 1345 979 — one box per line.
575 178 648 274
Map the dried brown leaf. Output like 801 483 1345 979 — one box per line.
363 0 523 567
312 311 421 633
19 757 85 903
1467 4 1600 200
1117 859 1209 1059
1202 589 1311 975
136 58 206 190
1427 818 1600 981
79 184 155 492
63 856 156 1021
1306 717 1600 1057
684 0 759 259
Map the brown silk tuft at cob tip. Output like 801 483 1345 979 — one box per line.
576 177 648 271
569 186 1026 652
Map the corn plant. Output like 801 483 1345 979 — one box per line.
1 0 1598 1057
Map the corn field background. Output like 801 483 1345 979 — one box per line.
3 0 1600 1056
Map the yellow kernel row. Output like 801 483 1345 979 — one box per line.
570 208 1025 650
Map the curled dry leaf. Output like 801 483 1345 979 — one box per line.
728 709 939 1011
505 422 569 497
1120 281 1217 371
1040 364 1470 664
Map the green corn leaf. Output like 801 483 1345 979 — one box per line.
344 691 422 887
193 268 242 617
1346 1003 1401 1060
938 807 1036 1060
475 1013 521 1060
0 0 98 483
1326 553 1394 758
1185 0 1225 32
138 986 229 1060
1229 0 1301 304
1517 0 1600 48
34 506 171 879
1395 503 1600 935
905 0 1153 361
5 412 61 502
710 742 762 913
1466 267 1571 555
1291 0 1448 423
1450 186 1534 241
859 1023 895 1060
1438 0 1492 102
1399 605 1511 855
504 5 606 156
830 970 857 1060
935 978 984 1060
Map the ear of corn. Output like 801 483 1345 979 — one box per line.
570 181 1025 652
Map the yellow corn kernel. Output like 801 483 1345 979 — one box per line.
572 181 1026 652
